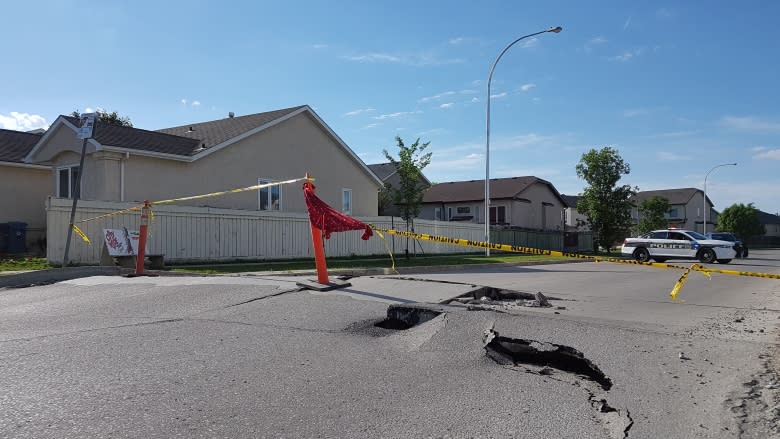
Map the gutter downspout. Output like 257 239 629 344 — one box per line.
120 152 129 201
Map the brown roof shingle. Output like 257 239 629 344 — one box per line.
633 188 707 206
64 116 202 156
423 176 561 203
0 128 43 162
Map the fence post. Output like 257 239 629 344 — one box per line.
135 200 151 275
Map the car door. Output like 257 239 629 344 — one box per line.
667 231 695 258
646 231 673 257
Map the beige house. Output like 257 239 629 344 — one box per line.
561 194 589 231
0 129 51 253
367 162 431 217
631 188 715 233
419 176 566 230
23 106 382 216
758 210 780 237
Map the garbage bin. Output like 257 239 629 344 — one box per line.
7 222 27 254
0 223 8 253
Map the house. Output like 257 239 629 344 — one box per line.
22 106 383 216
560 194 589 231
418 176 566 230
0 129 51 253
757 210 780 237
367 162 431 217
631 188 714 233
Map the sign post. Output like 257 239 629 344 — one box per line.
135 201 151 275
63 113 97 266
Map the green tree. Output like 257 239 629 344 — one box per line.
575 147 636 253
71 109 133 127
634 196 671 235
383 136 432 258
716 203 765 240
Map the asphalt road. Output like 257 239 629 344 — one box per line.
1 250 779 438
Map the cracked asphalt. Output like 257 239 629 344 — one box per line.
1 250 779 438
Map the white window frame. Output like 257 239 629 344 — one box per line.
258 178 282 211
342 188 353 215
56 164 80 199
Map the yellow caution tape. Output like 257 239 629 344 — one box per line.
369 226 780 300
71 224 91 245
153 177 307 206
373 229 398 274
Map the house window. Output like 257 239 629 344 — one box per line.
457 206 471 214
434 207 442 221
56 165 80 199
490 206 506 224
258 178 281 211
447 207 452 221
667 207 680 219
342 189 352 215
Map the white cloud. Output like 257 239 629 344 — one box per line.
343 52 463 66
459 89 477 94
609 51 638 62
589 36 608 45
751 146 768 152
471 79 483 86
490 92 507 99
494 166 562 178
439 103 455 109
343 108 376 116
191 101 201 107
657 151 692 161
449 37 465 45
426 153 484 171
0 112 49 131
470 97 480 103
646 130 700 138
361 123 380 130
180 99 187 105
623 16 632 30
418 91 456 103
84 107 96 113
753 149 780 160
533 97 541 102
344 53 402 63
520 38 539 49
418 128 445 136
721 116 780 132
373 110 422 120
519 83 536 92
623 108 648 117
312 44 328 49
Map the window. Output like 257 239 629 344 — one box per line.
666 207 681 219
447 207 452 221
457 206 471 214
56 165 80 199
649 231 668 239
489 206 506 224
258 178 281 211
434 207 442 221
342 189 352 215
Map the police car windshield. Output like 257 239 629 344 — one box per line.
687 231 707 240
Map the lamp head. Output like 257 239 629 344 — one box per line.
549 26 563 33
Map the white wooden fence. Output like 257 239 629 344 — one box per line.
46 198 485 264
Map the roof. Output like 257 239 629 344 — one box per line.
367 162 431 185
560 194 579 208
757 210 780 225
422 176 564 204
633 188 712 206
157 106 306 149
0 128 43 162
63 116 201 156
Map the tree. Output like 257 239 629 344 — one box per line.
716 203 765 240
634 196 670 235
71 109 133 127
575 147 636 253
377 183 394 216
383 136 432 258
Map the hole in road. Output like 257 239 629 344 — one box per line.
485 333 612 391
374 306 442 331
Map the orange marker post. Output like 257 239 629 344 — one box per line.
306 174 329 285
135 200 151 275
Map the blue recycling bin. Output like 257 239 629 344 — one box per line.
7 222 27 253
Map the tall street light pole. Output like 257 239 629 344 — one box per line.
484 26 562 256
703 162 737 234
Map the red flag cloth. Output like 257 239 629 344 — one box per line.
303 182 373 240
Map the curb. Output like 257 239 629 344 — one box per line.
0 266 121 288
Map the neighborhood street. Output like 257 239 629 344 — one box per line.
1 251 779 438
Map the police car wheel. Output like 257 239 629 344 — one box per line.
717 259 732 264
633 248 650 262
698 248 716 264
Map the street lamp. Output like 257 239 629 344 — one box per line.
484 26 562 256
702 162 737 234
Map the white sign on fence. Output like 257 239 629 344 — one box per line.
102 228 149 256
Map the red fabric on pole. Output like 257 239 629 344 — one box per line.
303 182 373 240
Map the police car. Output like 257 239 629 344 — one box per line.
621 229 737 264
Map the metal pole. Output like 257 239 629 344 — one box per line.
484 26 562 256
62 117 96 266
702 162 737 234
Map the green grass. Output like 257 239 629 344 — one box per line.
0 257 52 272
170 253 572 275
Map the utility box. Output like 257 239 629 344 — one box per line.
6 222 28 254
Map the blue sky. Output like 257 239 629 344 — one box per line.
2 1 779 214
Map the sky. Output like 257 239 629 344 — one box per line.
2 1 779 214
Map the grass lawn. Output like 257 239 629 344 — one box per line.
170 253 574 275
0 257 52 272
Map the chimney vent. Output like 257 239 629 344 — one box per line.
228 112 235 118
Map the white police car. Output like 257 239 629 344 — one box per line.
621 229 736 264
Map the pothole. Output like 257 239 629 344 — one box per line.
446 286 560 309
375 306 442 330
483 329 612 390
